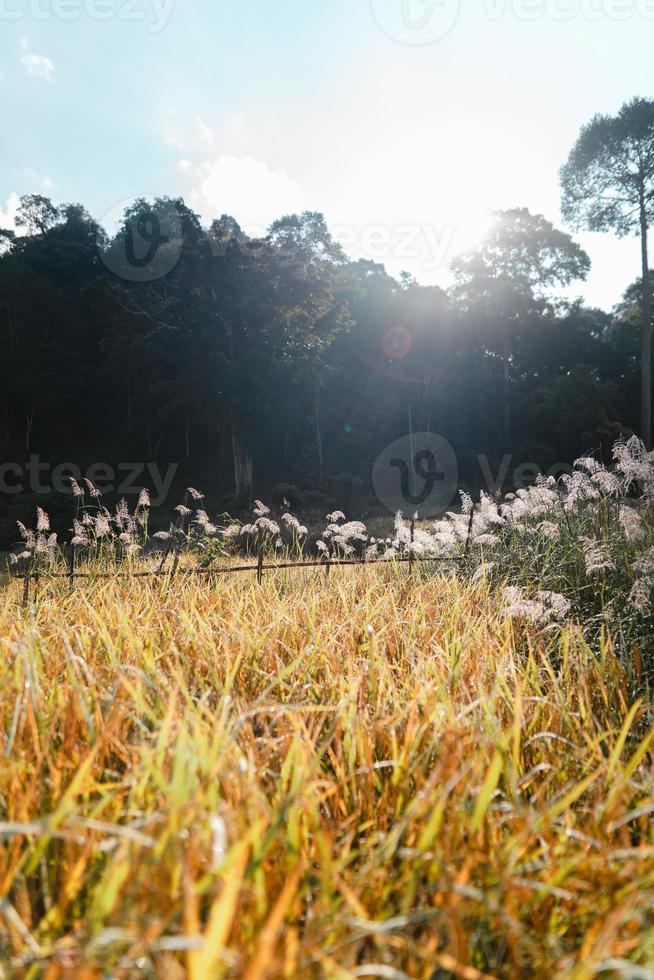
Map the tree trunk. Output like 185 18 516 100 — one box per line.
315 380 324 489
640 191 652 449
502 323 512 452
25 408 35 452
230 412 253 503
408 402 416 500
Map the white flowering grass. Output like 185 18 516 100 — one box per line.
6 435 654 673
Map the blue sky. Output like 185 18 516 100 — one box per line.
1 0 653 309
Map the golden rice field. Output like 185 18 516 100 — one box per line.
1 566 654 978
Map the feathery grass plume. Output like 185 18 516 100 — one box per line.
338 521 368 542
459 489 474 515
94 514 112 539
629 578 652 614
562 471 601 512
114 498 135 532
503 585 570 629
591 467 622 496
630 548 654 613
634 547 654 578
37 532 58 565
83 478 102 498
137 488 151 509
473 533 500 547
255 517 281 536
613 435 654 490
322 516 368 558
619 504 646 542
472 560 497 583
581 536 617 576
281 513 306 535
68 476 84 498
16 521 35 549
536 520 560 539
574 455 603 475
70 533 89 547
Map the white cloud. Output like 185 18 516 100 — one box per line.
185 155 311 235
20 38 55 82
23 170 55 194
0 193 20 233
196 114 215 147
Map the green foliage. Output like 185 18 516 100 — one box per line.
0 195 643 545
561 97 654 237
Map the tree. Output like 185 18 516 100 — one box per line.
15 194 60 236
451 208 589 450
268 211 346 264
561 97 654 447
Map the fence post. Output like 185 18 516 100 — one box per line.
158 541 172 574
69 543 76 589
464 504 475 559
22 574 30 607
409 515 416 574
257 543 264 585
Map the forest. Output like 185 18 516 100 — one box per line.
0 191 644 543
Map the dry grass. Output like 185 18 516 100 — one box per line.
1 566 653 978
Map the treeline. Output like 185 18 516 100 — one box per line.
0 194 644 537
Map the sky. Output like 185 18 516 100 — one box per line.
1 0 653 310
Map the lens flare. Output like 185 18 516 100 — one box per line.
383 325 413 360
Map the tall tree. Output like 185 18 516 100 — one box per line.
451 208 589 450
561 97 654 447
15 194 60 236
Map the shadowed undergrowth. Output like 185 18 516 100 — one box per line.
1 568 653 978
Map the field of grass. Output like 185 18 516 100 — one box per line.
1 561 654 978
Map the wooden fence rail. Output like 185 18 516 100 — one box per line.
5 513 476 605
7 552 463 605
